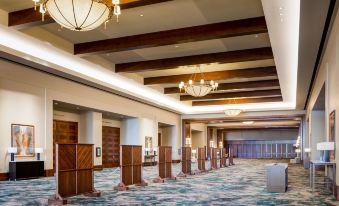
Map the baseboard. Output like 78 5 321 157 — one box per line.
336 185 339 200
172 160 180 163
44 169 54 177
0 172 8 181
94 165 103 171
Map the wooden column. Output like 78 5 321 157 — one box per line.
177 147 191 177
182 120 191 147
153 146 176 183
207 127 213 159
115 145 147 191
48 144 100 205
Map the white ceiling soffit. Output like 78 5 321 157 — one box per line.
0 0 300 114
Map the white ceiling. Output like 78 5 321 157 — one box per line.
0 0 302 114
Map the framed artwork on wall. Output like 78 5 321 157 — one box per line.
11 124 35 157
329 110 336 161
96 147 101 157
145 136 152 149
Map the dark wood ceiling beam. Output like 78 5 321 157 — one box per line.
180 89 281 101
8 0 173 29
164 79 279 94
192 96 283 106
144 66 277 85
74 16 267 55
116 47 273 73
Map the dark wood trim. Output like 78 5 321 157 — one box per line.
75 17 267 55
116 47 273 73
94 165 103 171
164 79 279 94
144 66 277 85
0 172 8 181
304 0 338 109
172 160 181 163
180 89 281 101
8 0 173 29
120 0 172 9
44 169 54 177
192 96 283 106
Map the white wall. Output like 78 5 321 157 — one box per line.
310 111 326 160
0 59 181 173
102 119 121 128
306 9 339 184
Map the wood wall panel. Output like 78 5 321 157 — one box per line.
158 146 173 179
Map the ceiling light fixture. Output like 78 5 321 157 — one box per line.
224 109 242 116
33 0 121 31
178 65 218 97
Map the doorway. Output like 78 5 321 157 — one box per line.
53 120 78 171
102 126 120 168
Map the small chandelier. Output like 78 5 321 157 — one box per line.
224 109 242 116
178 65 218 97
34 0 121 31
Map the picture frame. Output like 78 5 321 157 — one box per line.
145 136 152 149
329 110 336 161
11 124 35 157
96 147 101 157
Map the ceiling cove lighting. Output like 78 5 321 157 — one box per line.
242 121 254 125
0 0 300 115
178 65 218 97
33 0 121 31
224 109 242 117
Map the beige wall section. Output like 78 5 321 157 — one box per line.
191 123 207 148
306 10 339 184
0 59 181 173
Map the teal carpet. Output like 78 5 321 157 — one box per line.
0 159 338 205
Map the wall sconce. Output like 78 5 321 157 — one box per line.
35 148 43 160
7 147 17 161
210 140 214 148
304 148 311 153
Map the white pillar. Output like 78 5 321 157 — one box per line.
80 111 102 166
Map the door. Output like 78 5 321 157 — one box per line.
102 126 120 168
158 133 162 146
53 120 78 171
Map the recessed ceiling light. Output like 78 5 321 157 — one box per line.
54 102 58 105
174 45 179 48
279 6 284 10
242 121 254 125
140 14 144 17
76 107 80 110
254 34 259 38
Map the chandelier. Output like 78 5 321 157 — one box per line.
33 0 121 31
224 109 242 116
178 66 218 97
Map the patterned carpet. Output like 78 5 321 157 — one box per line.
0 159 338 206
